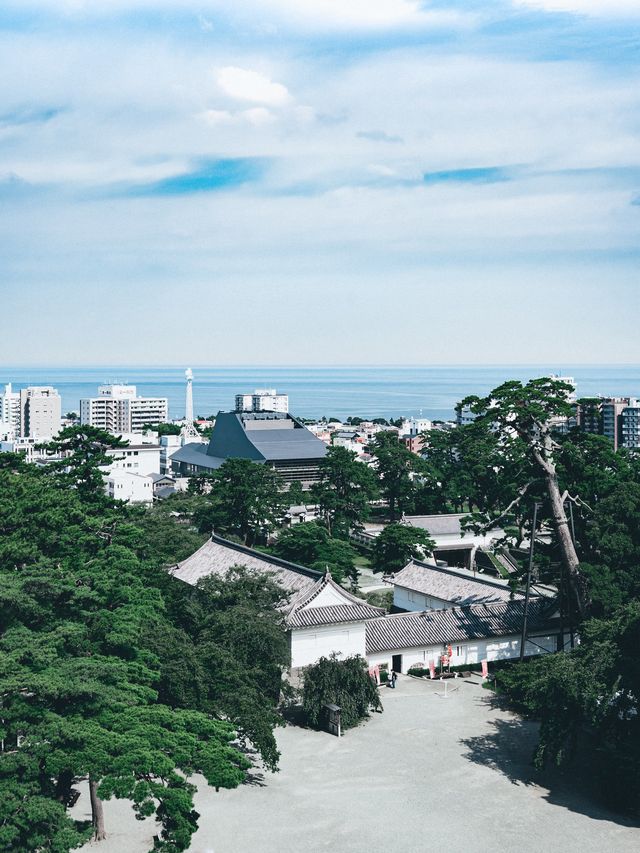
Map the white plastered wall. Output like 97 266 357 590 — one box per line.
290 622 366 668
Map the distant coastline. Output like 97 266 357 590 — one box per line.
2 365 639 422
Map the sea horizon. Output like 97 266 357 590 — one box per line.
2 364 639 422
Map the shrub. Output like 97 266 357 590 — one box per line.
302 654 383 729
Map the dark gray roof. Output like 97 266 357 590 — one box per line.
366 599 553 654
170 442 227 469
206 411 327 463
155 486 177 499
288 602 385 628
392 559 525 605
151 472 175 483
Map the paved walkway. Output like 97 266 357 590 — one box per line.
79 677 640 853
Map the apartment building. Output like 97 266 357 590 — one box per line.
0 383 20 433
80 385 168 434
19 386 62 438
621 400 640 450
235 388 289 414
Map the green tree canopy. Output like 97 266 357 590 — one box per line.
190 458 287 545
302 654 382 730
272 522 359 585
371 523 435 574
461 378 589 618
370 431 416 521
38 425 128 504
311 446 378 538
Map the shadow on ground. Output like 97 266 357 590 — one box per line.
460 694 640 830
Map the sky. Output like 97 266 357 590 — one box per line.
1 0 639 365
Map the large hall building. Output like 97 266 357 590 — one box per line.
171 411 327 488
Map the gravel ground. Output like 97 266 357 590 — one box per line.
78 677 640 853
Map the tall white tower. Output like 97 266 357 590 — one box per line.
181 368 199 441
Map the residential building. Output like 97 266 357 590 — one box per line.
105 443 161 477
456 405 476 426
575 398 603 434
332 430 366 455
104 469 153 504
80 385 168 434
621 399 640 449
171 411 327 488
0 383 20 433
400 417 432 436
602 398 629 451
19 386 62 438
235 388 289 414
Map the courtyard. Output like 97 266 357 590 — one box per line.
79 677 640 853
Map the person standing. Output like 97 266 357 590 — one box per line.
390 670 397 689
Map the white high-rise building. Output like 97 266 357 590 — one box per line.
19 386 62 438
0 383 20 433
80 385 168 434
235 388 289 414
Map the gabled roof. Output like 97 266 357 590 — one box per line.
366 599 555 654
392 559 527 606
286 572 385 628
172 533 320 597
171 535 384 629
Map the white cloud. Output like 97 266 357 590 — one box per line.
242 107 276 125
258 0 423 29
216 66 290 105
513 0 640 15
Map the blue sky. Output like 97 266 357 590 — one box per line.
1 0 639 365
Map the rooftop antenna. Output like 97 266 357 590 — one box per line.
181 368 200 441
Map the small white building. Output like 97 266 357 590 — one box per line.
105 469 153 504
353 513 505 571
105 443 161 477
366 599 563 674
172 534 384 670
172 536 564 675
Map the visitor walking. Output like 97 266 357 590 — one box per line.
390 670 397 689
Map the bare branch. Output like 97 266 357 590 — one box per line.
468 481 533 533
560 490 594 514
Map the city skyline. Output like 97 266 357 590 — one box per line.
1 1 639 364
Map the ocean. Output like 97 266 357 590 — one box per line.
2 365 639 422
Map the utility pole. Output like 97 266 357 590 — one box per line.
520 502 539 662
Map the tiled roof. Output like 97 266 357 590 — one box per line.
288 603 385 628
286 572 384 627
392 559 526 605
403 514 468 536
172 534 320 598
172 535 384 628
366 599 552 654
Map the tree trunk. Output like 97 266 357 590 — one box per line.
89 777 107 841
543 466 590 620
